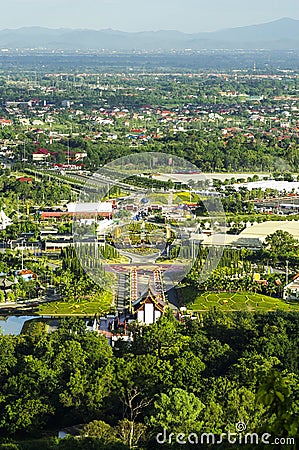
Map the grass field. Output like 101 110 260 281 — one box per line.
173 192 200 204
38 292 113 316
180 287 299 313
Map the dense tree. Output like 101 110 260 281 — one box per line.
147 388 205 435
0 310 298 448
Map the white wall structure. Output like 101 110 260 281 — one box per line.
144 303 154 324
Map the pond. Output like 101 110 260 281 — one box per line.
0 316 92 335
0 316 39 335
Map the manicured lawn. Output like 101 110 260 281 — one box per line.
173 192 200 204
180 287 299 312
147 193 169 205
38 291 113 316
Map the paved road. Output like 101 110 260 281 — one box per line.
118 249 161 265
0 293 60 311
116 273 128 312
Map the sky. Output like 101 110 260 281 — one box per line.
1 0 299 32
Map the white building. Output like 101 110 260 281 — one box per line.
283 275 299 300
0 210 12 230
133 284 167 325
66 202 113 216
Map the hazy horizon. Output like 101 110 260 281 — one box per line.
0 16 299 33
1 0 299 33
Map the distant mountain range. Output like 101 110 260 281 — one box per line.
0 18 299 51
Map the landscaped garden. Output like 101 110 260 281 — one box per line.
38 291 113 316
181 287 299 312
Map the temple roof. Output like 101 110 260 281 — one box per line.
132 283 167 313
